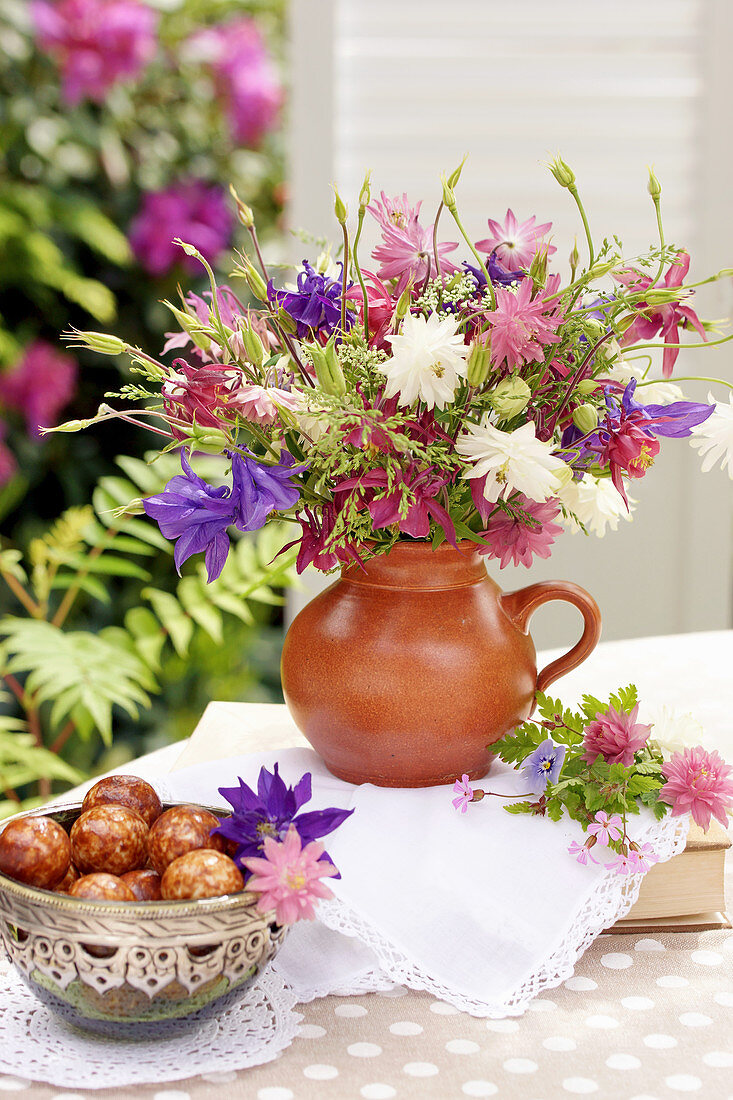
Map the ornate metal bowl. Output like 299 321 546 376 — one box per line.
0 802 287 1038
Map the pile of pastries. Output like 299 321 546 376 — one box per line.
0 776 245 901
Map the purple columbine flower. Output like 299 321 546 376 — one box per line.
212 764 354 871
143 452 239 581
231 449 308 531
143 449 308 582
463 256 525 290
268 260 355 338
520 738 566 794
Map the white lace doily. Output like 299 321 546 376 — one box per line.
0 958 301 1089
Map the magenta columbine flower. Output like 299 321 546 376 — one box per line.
479 494 563 569
32 0 157 105
520 738 566 795
476 208 556 270
243 825 339 925
130 181 233 277
188 18 282 147
452 774 474 813
568 840 598 866
582 704 652 768
0 340 77 437
660 746 733 831
587 811 624 846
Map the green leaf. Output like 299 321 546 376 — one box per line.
177 577 223 643
492 722 544 766
125 607 166 671
609 684 638 714
143 588 194 658
580 693 607 721
50 573 110 603
504 801 532 815
583 784 606 812
628 774 662 796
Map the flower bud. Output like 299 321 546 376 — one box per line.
466 340 492 387
576 378 599 396
572 404 599 434
447 154 468 189
490 375 531 422
548 155 576 189
190 424 230 451
323 339 347 397
588 259 617 280
441 174 456 211
308 341 346 398
394 283 413 321
358 170 372 212
241 258 268 301
529 246 549 287
647 166 662 200
276 308 298 335
73 331 126 356
333 186 348 226
242 325 265 368
229 185 254 228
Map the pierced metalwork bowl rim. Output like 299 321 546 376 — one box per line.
0 800 270 921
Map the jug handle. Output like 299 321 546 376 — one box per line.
500 581 602 695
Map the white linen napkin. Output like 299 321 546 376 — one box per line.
167 746 687 1017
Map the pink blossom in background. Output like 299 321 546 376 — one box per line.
488 276 563 370
582 703 652 768
369 192 459 294
615 252 707 378
0 424 18 488
189 18 282 147
130 181 233 277
660 746 733 830
0 340 78 437
31 0 157 105
479 494 563 569
477 209 556 270
243 825 338 925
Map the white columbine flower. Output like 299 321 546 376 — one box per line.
559 473 635 537
605 359 684 405
645 703 706 759
380 312 470 410
689 394 733 478
456 418 568 503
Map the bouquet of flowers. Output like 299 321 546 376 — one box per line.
453 686 733 867
58 157 733 579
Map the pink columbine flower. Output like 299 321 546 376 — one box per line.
243 825 338 925
587 811 624 846
31 0 157 106
369 192 458 294
476 209 556 270
479 494 563 569
452 774 474 813
0 340 77 437
582 704 652 768
627 842 659 873
188 18 282 147
488 277 563 370
568 840 598 866
230 384 303 427
660 746 733 831
130 181 233 277
615 252 707 378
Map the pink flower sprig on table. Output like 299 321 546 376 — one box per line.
243 825 339 926
586 811 624 846
660 746 733 830
582 703 652 767
452 774 474 813
568 839 599 866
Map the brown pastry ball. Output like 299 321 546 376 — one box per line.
0 815 70 889
160 849 244 900
147 805 224 875
70 805 148 876
121 868 162 900
69 873 136 901
82 775 162 829
54 862 81 895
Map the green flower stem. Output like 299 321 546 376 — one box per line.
624 333 733 353
432 200 445 282
173 242 237 364
341 222 350 336
635 374 733 391
651 196 667 285
568 185 594 269
445 203 495 309
352 208 370 337
247 224 270 282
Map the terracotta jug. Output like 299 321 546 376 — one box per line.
281 541 601 787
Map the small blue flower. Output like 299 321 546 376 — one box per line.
520 738 566 795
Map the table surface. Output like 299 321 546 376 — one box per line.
5 630 733 1100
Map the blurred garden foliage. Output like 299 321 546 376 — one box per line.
0 0 293 807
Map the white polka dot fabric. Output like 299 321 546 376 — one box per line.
3 929 731 1098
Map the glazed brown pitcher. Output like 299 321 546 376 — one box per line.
281 541 601 788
